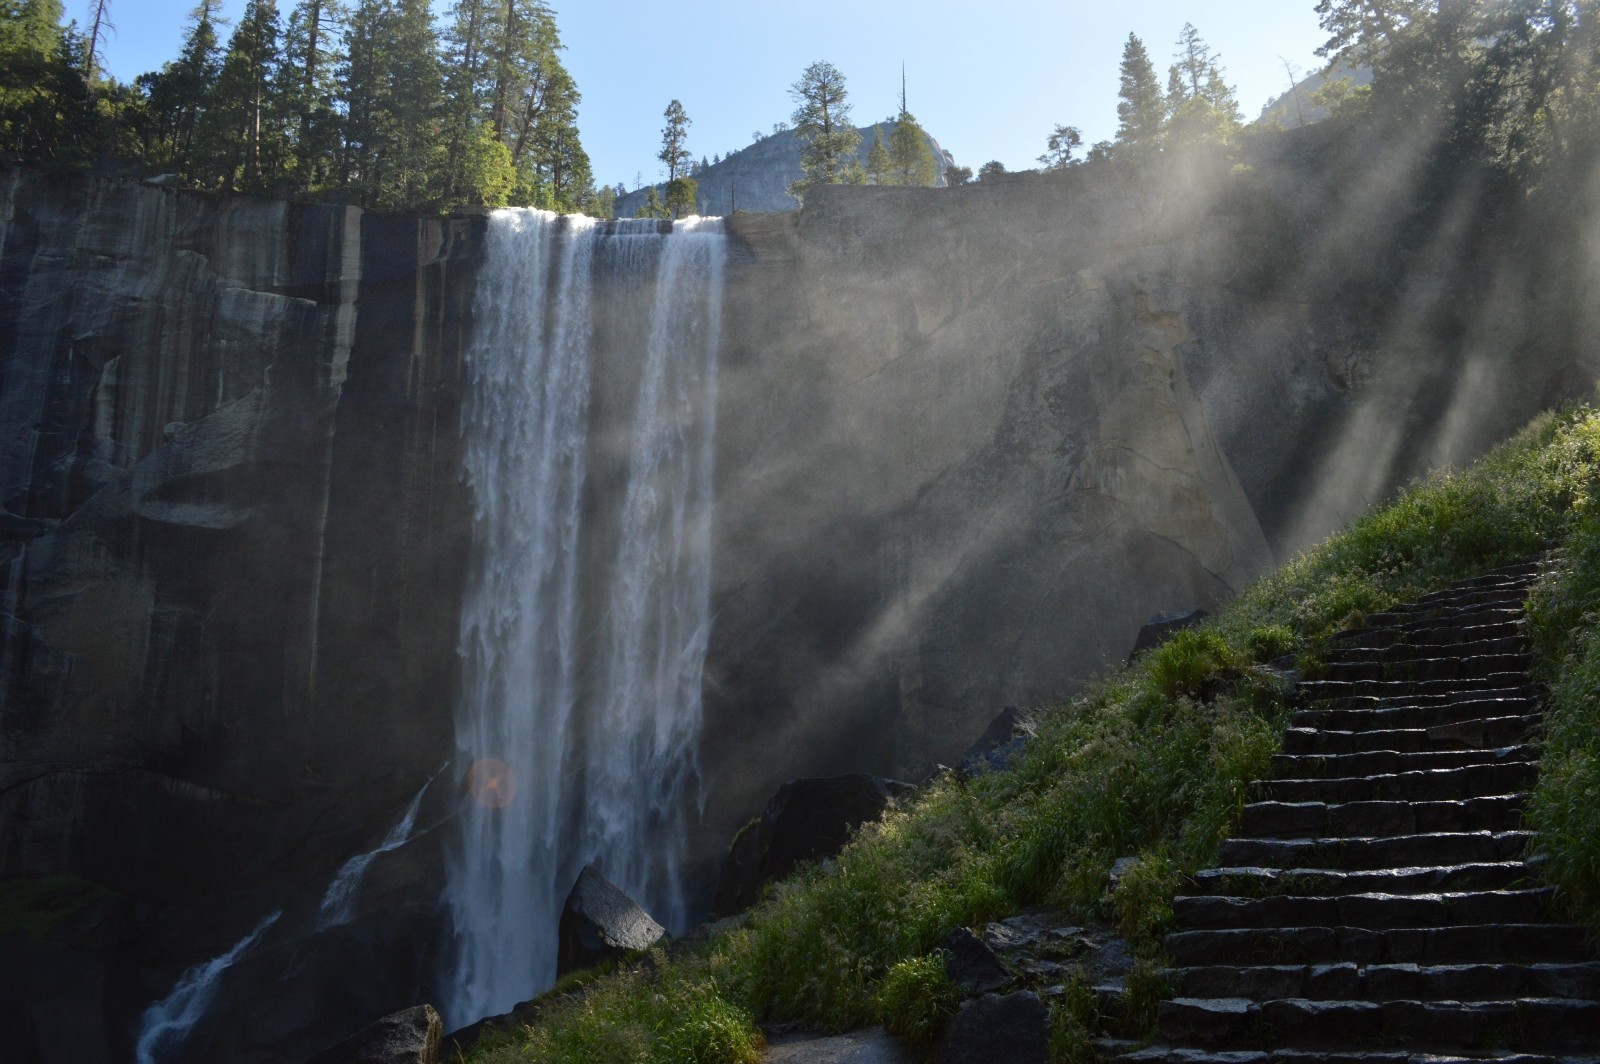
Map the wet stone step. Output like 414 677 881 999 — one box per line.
1334 637 1532 665
1331 618 1527 652
1317 654 1532 684
1236 795 1527 839
1281 716 1542 755
1164 923 1596 967
1292 700 1542 736
1171 888 1554 932
1361 607 1528 634
1299 675 1537 703
1370 596 1531 623
1173 961 1600 1003
1314 686 1542 712
1269 747 1540 780
1362 960 1600 1002
1114 1048 1599 1064
1216 830 1534 871
1157 996 1600 1052
1293 699 1542 733
1187 862 1536 898
1255 764 1539 805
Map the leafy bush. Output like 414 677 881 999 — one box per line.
1528 520 1600 932
876 952 961 1042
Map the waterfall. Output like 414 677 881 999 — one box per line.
134 910 281 1064
317 780 432 929
444 211 725 1027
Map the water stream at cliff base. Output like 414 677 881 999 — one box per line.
444 210 725 1027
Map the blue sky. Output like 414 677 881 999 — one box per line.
97 0 1330 190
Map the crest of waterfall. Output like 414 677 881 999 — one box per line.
317 779 432 929
134 910 281 1064
443 211 726 1028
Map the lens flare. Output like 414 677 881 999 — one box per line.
466 758 518 810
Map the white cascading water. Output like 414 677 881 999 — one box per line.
444 210 725 1027
134 910 281 1064
316 779 432 929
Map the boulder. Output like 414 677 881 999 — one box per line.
1128 609 1211 662
939 927 1010 994
936 992 1050 1064
306 1004 441 1064
713 775 914 916
957 707 1028 778
556 866 665 977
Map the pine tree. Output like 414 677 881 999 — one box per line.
787 60 863 199
634 184 668 218
438 0 503 205
1165 23 1242 147
1314 0 1433 67
138 0 222 171
195 0 284 191
664 175 696 218
340 0 445 209
279 0 343 191
84 0 111 79
1115 32 1165 155
865 125 890 184
887 109 936 185
658 98 690 181
0 0 66 157
1037 123 1082 170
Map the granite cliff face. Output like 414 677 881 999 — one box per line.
3 124 1598 1061
0 168 480 1062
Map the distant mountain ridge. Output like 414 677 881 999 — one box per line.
614 122 959 217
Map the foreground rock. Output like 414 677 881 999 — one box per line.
556 866 666 977
1128 609 1211 662
956 707 1028 778
307 1004 441 1064
936 992 1050 1064
714 775 914 916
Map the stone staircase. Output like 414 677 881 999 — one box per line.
1118 559 1600 1063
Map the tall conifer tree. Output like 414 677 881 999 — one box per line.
1115 32 1165 154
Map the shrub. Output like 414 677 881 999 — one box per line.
876 952 961 1042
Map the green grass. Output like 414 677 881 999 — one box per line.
1528 515 1600 934
471 406 1600 1063
0 876 118 940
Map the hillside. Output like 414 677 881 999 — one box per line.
464 405 1600 1063
613 122 959 216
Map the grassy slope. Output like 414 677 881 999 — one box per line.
473 407 1600 1064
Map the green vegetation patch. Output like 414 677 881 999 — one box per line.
0 876 118 940
475 408 1600 1063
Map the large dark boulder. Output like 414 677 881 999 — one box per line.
939 927 1010 994
556 866 665 977
957 707 1028 778
1128 609 1211 662
307 1004 442 1064
713 775 913 916
936 992 1050 1064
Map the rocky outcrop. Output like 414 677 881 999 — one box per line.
307 1004 442 1064
613 122 959 217
1128 609 1211 662
556 866 666 976
937 992 1051 1064
713 775 915 917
